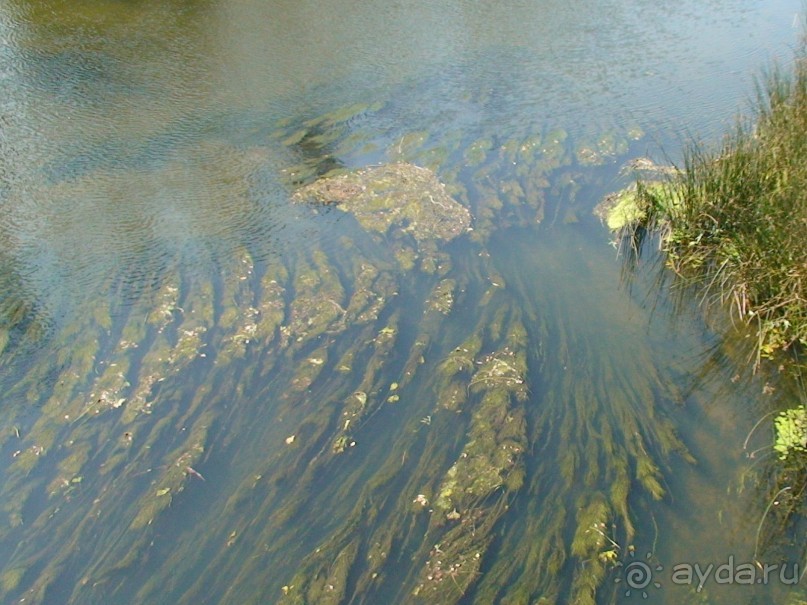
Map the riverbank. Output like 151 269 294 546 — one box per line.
599 36 807 559
607 43 807 369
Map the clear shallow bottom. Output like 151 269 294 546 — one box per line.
492 227 804 605
0 201 801 604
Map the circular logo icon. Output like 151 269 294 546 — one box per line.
614 550 663 598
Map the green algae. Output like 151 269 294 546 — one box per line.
414 502 501 601
440 333 483 378
576 131 629 166
0 566 25 594
595 179 681 232
130 412 211 530
0 102 712 605
426 278 457 315
270 285 524 602
290 346 330 393
307 102 384 129
342 266 396 327
281 256 345 350
125 282 214 423
285 539 360 605
432 319 529 523
464 138 494 167
594 158 683 232
387 131 430 162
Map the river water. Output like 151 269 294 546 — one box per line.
0 1 805 604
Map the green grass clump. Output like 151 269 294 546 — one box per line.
639 49 807 362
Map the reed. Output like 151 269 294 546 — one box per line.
636 46 807 365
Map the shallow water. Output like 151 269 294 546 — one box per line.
0 1 805 603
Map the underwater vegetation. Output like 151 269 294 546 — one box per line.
595 40 807 591
0 93 706 605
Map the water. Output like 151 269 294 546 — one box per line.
0 0 805 603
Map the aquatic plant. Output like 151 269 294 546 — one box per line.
774 405 807 460
0 99 696 605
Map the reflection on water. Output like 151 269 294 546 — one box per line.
0 0 805 603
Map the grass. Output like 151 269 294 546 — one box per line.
629 44 807 365
611 42 807 564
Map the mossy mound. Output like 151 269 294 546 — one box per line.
292 163 471 242
593 158 682 231
595 178 680 232
594 184 652 231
